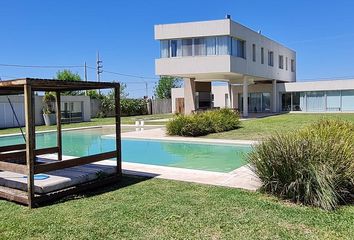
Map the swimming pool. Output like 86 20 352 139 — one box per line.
0 128 251 172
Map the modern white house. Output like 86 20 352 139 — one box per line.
155 17 354 115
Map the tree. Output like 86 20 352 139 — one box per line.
55 69 82 95
154 76 182 99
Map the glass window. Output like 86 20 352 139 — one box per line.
262 93 271 112
252 44 256 62
306 91 325 112
293 92 303 111
237 39 245 58
249 93 262 112
326 91 341 112
342 90 354 111
261 47 264 64
268 51 274 66
225 94 229 107
217 36 231 55
291 59 295 72
170 39 182 57
206 37 216 55
285 57 288 70
182 39 193 56
194 38 206 56
160 40 169 58
279 55 284 69
281 93 292 111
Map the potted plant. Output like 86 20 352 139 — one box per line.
42 92 57 126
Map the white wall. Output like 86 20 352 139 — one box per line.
0 95 91 129
171 88 184 113
155 19 296 82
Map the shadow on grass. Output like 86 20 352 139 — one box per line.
40 174 155 207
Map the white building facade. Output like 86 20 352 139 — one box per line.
155 17 297 116
171 79 354 114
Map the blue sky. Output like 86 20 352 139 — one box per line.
1 0 354 97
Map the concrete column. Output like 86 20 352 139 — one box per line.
184 78 196 114
228 82 232 108
272 79 277 113
243 77 248 117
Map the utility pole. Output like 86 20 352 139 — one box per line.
145 81 148 99
84 61 88 96
96 51 103 94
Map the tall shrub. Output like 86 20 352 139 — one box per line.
248 119 354 210
167 109 240 137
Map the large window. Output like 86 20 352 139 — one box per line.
182 39 193 56
238 92 271 113
306 91 325 112
170 39 182 57
261 47 264 64
252 44 256 62
160 40 169 58
326 91 341 111
194 38 206 56
160 36 246 59
281 93 292 111
206 37 216 55
342 90 354 111
217 36 231 55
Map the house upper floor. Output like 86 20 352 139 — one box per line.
155 18 296 83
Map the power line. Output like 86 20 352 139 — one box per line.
86 66 159 80
0 63 84 68
0 62 160 80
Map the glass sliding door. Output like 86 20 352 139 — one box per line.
306 91 325 112
281 93 292 111
292 92 303 111
342 90 354 111
326 91 341 112
262 93 271 112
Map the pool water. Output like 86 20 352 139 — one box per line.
0 128 251 172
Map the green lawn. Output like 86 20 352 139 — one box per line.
205 113 354 140
0 113 172 136
0 177 353 240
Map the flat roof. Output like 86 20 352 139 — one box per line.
0 78 120 95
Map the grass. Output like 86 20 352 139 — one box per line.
205 113 354 140
0 113 172 136
0 177 353 240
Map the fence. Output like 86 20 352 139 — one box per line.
148 99 172 115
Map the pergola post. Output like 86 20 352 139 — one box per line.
115 86 122 176
55 91 62 161
24 84 35 208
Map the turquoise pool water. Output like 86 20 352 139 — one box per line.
0 128 251 172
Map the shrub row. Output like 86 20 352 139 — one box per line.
166 109 240 137
248 119 354 210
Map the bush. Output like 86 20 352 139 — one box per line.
248 119 354 210
166 109 240 137
98 95 147 117
121 98 147 116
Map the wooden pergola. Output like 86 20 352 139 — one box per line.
0 78 121 208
